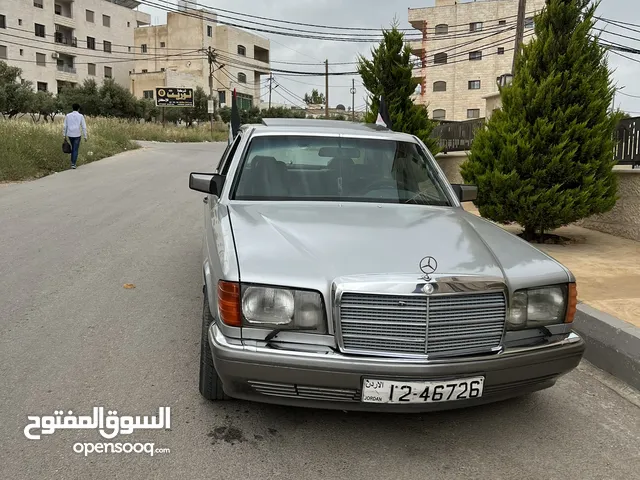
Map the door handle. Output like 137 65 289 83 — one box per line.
203 196 208 204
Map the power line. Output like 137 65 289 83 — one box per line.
617 90 640 99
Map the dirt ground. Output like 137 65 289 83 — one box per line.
463 204 640 328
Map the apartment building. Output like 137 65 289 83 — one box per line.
408 0 545 121
130 9 270 110
0 0 150 94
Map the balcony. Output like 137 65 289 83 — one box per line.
54 1 75 28
54 28 77 55
55 53 77 81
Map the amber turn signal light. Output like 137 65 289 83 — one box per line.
565 283 577 323
217 280 242 327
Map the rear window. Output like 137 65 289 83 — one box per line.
231 135 451 206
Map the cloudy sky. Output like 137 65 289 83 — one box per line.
138 0 640 113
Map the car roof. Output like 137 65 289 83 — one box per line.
240 118 417 141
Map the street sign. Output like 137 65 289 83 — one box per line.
155 87 194 107
207 100 214 114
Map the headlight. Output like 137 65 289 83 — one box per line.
507 284 576 330
241 285 327 333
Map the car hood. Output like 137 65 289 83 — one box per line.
227 202 570 292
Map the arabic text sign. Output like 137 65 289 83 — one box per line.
156 87 194 107
24 406 171 440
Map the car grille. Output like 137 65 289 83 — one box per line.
248 381 360 402
338 291 506 357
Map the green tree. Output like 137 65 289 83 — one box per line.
357 24 439 153
28 90 58 122
57 78 102 116
181 87 211 126
303 89 325 105
99 79 137 118
460 0 620 241
0 61 34 118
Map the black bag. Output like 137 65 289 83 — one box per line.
62 139 72 154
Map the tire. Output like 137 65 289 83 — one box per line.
199 288 231 401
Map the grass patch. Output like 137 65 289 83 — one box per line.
0 117 228 182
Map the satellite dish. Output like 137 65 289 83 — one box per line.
186 61 191 67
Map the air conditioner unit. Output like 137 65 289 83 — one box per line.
51 52 59 59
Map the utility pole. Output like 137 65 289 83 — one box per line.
512 0 527 74
205 46 217 133
325 59 329 119
268 73 273 109
350 79 356 122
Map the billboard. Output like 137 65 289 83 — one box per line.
155 87 194 107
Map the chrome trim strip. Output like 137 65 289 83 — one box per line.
211 325 582 364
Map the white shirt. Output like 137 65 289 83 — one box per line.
63 111 88 139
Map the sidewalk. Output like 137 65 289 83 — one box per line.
462 204 640 328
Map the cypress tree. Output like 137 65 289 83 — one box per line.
358 24 440 153
460 0 620 241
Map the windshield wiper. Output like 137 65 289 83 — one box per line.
404 191 448 206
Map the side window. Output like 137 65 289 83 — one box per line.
220 134 243 176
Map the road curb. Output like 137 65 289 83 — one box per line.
572 303 640 391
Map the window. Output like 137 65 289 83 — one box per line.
432 109 446 120
36 52 46 66
468 80 481 90
87 37 95 50
103 15 110 27
141 69 148 73
88 63 96 75
525 17 534 29
18 19 22 26
86 10 94 23
467 108 480 119
434 24 448 35
127 22 130 27
33 1 43 8
469 50 483 61
0 15 5 29
143 90 154 99
434 52 447 64
160 67 165 72
232 136 451 206
35 23 45 38
218 90 226 106
207 25 212 37
237 72 247 83
469 22 483 32
55 4 62 15
433 81 446 92
19 48 23 56
160 41 165 47
37 82 47 91
104 66 112 78
237 45 246 56
498 20 507 26
0 45 6 59
103 41 111 53
141 44 147 53
128 46 131 52
497 47 505 55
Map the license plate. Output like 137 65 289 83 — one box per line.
361 377 485 404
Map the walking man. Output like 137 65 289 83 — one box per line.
63 103 88 169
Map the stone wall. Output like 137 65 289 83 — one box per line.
578 168 640 242
435 151 469 184
435 154 640 243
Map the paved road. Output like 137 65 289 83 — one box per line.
1 142 639 480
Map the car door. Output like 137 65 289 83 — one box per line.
204 133 244 308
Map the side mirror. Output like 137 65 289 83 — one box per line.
189 173 225 196
451 184 478 202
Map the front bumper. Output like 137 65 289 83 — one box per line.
209 325 586 412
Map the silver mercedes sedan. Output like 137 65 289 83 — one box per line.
188 118 585 412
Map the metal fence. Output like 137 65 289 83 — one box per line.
614 117 640 168
431 118 486 153
431 116 640 167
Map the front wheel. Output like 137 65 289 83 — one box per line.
199 288 231 401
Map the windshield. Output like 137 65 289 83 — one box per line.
232 135 452 206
